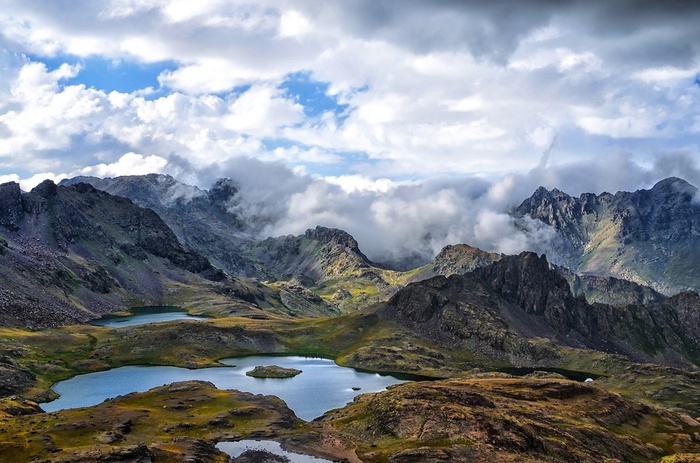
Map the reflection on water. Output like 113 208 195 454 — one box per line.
216 440 332 463
90 306 207 327
42 356 408 420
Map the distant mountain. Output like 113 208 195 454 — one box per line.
515 177 700 295
60 175 260 277
406 243 502 283
63 174 683 309
250 226 407 312
0 180 276 328
378 252 700 369
61 174 423 313
556 266 666 306
250 226 373 282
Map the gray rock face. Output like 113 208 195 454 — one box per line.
60 174 258 277
0 182 23 230
556 266 666 306
251 225 372 283
381 252 700 368
0 181 228 328
516 177 700 295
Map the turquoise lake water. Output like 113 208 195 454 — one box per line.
41 355 408 421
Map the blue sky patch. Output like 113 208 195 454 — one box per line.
261 138 380 177
280 72 349 122
28 54 175 95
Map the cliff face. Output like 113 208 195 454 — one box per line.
61 175 259 277
380 252 700 368
0 180 229 328
557 266 666 306
516 177 700 295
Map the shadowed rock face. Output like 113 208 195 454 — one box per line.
0 182 22 230
61 174 259 277
0 181 228 328
516 177 700 295
380 252 700 368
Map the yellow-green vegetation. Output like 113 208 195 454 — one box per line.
595 364 700 417
4 307 700 447
659 455 700 462
580 219 622 274
1 311 697 413
0 313 444 401
0 380 343 463
316 377 700 463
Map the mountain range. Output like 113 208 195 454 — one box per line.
1 175 695 330
2 174 700 461
516 176 700 295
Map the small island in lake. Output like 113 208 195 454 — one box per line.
246 365 302 378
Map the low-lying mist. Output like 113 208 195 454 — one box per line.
166 150 700 267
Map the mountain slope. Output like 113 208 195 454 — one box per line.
516 177 700 294
320 377 700 463
405 243 502 283
250 226 409 312
60 175 260 277
378 252 700 368
0 180 276 328
556 266 666 305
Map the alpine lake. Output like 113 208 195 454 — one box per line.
46 307 415 461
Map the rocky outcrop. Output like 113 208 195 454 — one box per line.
380 252 700 368
0 181 23 230
516 177 700 294
319 377 700 463
406 244 502 283
0 356 36 396
60 175 257 277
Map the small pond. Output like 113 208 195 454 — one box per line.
90 306 207 327
216 440 333 463
42 356 409 420
496 367 602 382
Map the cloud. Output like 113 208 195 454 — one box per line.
9 142 700 267
70 152 168 178
0 0 699 254
177 157 553 265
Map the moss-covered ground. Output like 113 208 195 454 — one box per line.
3 311 700 462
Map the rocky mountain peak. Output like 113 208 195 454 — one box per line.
516 177 700 294
472 252 578 331
208 178 238 203
648 176 697 205
30 179 58 198
304 226 363 253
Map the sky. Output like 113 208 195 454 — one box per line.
0 0 699 263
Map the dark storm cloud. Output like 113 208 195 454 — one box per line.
298 0 700 67
298 0 559 62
